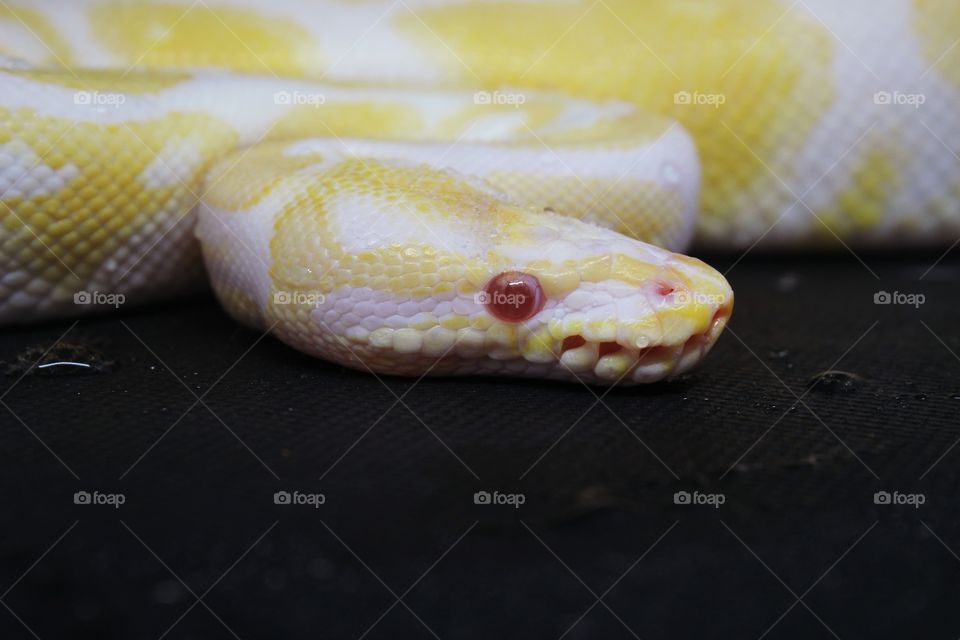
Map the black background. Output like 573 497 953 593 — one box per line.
1 251 959 639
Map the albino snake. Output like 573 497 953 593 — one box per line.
0 0 957 384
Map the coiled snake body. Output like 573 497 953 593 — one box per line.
1 0 957 384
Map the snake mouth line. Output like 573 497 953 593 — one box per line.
556 301 733 383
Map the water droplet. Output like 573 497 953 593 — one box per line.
3 342 113 376
807 370 862 395
661 161 680 185
915 393 927 401
951 394 960 401
768 349 790 359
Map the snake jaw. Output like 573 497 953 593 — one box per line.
532 275 733 384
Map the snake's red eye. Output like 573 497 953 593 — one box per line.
482 271 545 323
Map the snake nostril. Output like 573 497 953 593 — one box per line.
654 282 675 296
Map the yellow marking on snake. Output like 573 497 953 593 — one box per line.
1 105 237 308
913 0 960 89
818 146 903 236
397 0 835 239
0 5 71 65
10 67 191 93
88 2 323 75
272 101 426 141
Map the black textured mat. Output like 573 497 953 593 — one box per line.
1 251 959 639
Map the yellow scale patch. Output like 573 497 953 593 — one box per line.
913 0 960 89
269 157 495 302
396 0 835 237
9 67 191 93
432 99 563 140
203 143 326 211
816 144 902 238
270 94 680 243
262 156 704 300
0 5 72 65
532 110 674 148
88 2 324 76
0 106 238 303
271 101 426 141
487 171 685 248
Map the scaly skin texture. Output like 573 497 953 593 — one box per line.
0 61 724 384
0 66 698 323
198 144 733 384
5 0 958 247
9 0 957 382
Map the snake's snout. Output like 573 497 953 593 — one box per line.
539 253 733 385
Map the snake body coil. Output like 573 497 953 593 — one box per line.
1 0 957 383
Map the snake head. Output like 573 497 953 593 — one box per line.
199 149 732 385
461 208 734 384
